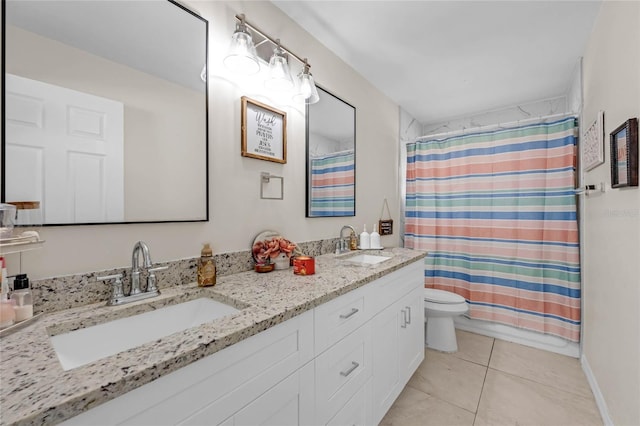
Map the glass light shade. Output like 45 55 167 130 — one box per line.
223 29 260 75
293 71 320 104
264 47 294 90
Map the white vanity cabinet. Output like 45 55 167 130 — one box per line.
62 310 315 426
371 284 425 424
313 259 424 425
62 258 425 426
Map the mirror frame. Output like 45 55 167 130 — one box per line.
0 0 210 226
305 85 356 218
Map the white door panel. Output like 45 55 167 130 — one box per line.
5 74 124 223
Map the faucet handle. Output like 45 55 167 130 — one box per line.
146 265 168 293
97 273 125 305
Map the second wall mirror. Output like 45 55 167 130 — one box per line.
306 86 356 217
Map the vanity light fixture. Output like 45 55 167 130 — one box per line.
224 14 320 104
292 59 320 104
223 14 260 75
265 40 294 91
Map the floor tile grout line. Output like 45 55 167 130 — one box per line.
473 338 495 425
486 365 598 403
481 338 592 400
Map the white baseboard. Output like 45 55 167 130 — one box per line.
454 316 580 358
581 354 613 426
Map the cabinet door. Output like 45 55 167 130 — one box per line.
231 362 314 426
371 305 402 424
372 285 425 424
399 286 425 385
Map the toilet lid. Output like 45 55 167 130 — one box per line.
424 288 466 304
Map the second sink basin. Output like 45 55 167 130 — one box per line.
50 297 240 371
343 253 392 266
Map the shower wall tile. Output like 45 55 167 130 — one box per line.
422 96 569 137
400 107 424 143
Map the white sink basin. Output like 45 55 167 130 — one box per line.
50 297 239 370
344 254 392 266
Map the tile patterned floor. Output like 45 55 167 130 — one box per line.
380 330 603 426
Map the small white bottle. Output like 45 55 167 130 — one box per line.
360 224 370 249
11 274 33 322
370 223 381 249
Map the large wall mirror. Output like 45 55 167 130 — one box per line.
306 86 356 217
2 0 209 225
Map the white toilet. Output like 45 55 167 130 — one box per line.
424 288 469 352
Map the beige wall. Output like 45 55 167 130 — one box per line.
582 2 640 425
4 0 400 278
5 26 206 222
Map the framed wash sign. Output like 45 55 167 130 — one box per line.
241 96 287 164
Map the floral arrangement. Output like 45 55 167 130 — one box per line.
252 236 297 264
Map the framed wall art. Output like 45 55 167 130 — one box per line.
610 118 638 188
583 110 605 172
241 96 287 164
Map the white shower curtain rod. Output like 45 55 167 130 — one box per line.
413 112 578 142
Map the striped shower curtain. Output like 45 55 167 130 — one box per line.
405 117 581 342
309 150 355 217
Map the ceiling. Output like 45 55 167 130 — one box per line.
6 0 206 91
272 0 602 126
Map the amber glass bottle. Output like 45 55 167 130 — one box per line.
197 243 216 287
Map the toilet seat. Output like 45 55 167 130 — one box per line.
424 288 466 304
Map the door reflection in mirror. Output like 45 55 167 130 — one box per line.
306 87 356 217
2 0 208 225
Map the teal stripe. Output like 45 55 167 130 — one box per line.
407 196 575 209
427 256 580 283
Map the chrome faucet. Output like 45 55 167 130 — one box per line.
131 241 152 295
338 225 356 253
97 240 167 306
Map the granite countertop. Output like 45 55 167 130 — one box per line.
0 247 426 425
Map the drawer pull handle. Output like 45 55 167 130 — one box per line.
339 308 359 319
401 309 407 328
340 361 360 377
406 306 412 324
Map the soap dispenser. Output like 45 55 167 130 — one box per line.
360 225 370 249
370 223 381 249
11 274 33 322
197 243 216 287
349 231 358 250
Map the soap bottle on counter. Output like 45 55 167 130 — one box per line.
370 224 381 249
349 231 358 250
0 257 15 329
360 225 370 249
11 274 33 322
197 243 216 287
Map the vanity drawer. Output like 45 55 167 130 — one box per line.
368 259 424 313
315 323 372 425
326 378 372 426
314 283 370 354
